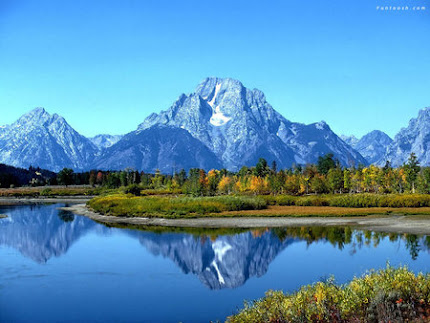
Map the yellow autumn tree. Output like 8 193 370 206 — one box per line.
235 176 250 193
218 176 233 194
250 176 266 195
285 174 300 194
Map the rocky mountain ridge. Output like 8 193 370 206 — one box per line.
1 79 428 171
137 77 367 170
0 107 97 172
377 107 430 167
342 130 393 165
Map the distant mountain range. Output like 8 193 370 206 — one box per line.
0 77 429 172
341 130 393 165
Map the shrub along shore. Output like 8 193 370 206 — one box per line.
86 193 430 218
0 186 101 197
87 194 267 218
227 266 430 323
262 193 430 208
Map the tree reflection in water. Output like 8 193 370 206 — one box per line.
271 226 430 260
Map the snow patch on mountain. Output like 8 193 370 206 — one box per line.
212 240 232 262
135 230 297 289
211 260 225 284
210 107 231 126
206 82 231 126
207 82 221 107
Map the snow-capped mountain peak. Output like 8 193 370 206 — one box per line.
136 77 366 170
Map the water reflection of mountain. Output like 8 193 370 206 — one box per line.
0 204 104 263
0 205 297 288
130 230 297 290
128 227 430 289
0 205 297 289
1 204 429 289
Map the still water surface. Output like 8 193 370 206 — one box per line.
1 204 430 322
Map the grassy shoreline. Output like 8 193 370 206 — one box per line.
63 202 430 236
0 186 100 197
262 193 430 208
3 187 430 218
219 205 430 217
227 266 430 322
87 193 430 218
87 194 267 218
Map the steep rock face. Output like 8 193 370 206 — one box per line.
340 135 359 147
354 130 392 164
140 78 296 169
89 134 123 149
139 77 366 169
94 125 223 173
277 121 367 166
378 107 430 166
135 230 296 289
0 108 97 172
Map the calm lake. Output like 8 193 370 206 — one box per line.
1 204 430 323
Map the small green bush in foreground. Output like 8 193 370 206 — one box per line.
227 265 430 323
87 194 267 217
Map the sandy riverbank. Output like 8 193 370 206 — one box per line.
62 203 430 235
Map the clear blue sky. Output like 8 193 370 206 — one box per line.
1 0 429 138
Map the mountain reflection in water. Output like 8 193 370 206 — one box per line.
0 204 102 263
0 204 429 290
